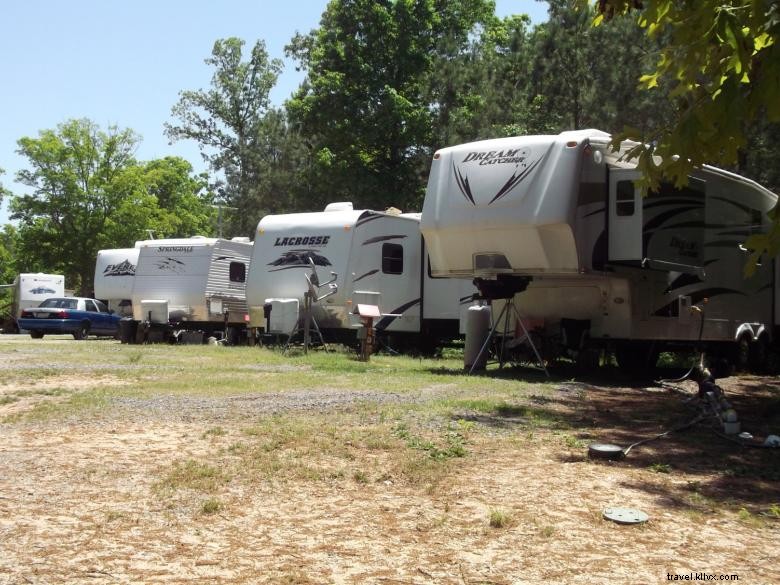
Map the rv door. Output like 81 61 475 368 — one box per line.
609 168 706 274
608 169 642 262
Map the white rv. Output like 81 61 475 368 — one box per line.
245 203 475 350
94 246 140 317
421 129 778 371
130 236 252 340
1 273 65 333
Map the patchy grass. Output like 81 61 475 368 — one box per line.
200 498 224 515
3 337 780 583
154 459 230 494
488 507 513 528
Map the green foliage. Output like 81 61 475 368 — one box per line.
529 0 671 134
393 421 468 460
587 0 780 262
0 167 11 205
166 38 289 235
9 119 214 295
0 224 19 316
488 507 512 528
286 0 496 211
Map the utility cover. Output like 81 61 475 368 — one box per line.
354 304 381 317
587 443 625 460
603 507 648 525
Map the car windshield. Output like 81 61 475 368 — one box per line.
39 298 78 309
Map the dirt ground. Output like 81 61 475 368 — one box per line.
1 344 779 584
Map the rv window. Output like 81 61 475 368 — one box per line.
382 243 403 275
616 180 635 216
229 262 246 283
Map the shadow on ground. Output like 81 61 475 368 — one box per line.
439 362 780 513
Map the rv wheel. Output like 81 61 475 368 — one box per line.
615 341 658 377
576 346 602 371
748 335 768 373
731 336 751 373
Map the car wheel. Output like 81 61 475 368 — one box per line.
73 322 90 340
30 330 44 339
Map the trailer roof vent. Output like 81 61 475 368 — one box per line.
474 253 512 272
324 202 353 212
230 236 250 243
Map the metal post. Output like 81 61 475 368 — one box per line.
303 292 311 354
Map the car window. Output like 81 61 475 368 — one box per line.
85 300 99 312
95 300 109 313
39 298 78 309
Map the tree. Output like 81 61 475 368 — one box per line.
525 0 671 135
108 157 215 243
0 224 19 320
286 0 495 211
585 0 780 263
166 38 283 235
0 167 11 205
10 119 214 295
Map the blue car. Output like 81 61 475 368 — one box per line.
18 297 121 340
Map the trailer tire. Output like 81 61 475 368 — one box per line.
576 346 602 371
30 330 44 339
748 335 768 373
73 322 90 340
732 335 751 373
615 341 658 377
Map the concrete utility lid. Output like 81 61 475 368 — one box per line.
603 507 649 525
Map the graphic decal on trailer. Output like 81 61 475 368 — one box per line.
353 269 379 283
452 148 542 206
155 257 186 274
103 259 136 277
361 235 407 246
268 249 332 271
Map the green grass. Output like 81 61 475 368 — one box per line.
1 339 554 423
154 459 230 494
488 508 512 528
200 498 224 515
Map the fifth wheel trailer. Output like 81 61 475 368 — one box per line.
420 129 778 371
94 246 140 317
245 202 475 350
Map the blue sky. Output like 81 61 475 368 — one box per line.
0 0 549 224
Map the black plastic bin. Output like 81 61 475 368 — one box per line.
119 318 138 344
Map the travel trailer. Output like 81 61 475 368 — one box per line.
421 129 778 371
94 246 140 317
245 203 475 350
1 273 65 333
129 236 252 341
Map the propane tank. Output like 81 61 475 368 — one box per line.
464 304 491 371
